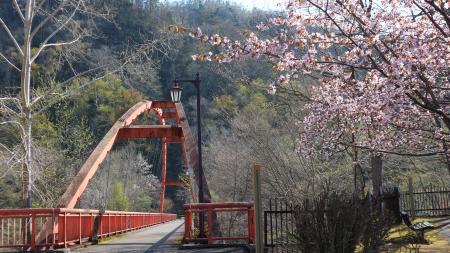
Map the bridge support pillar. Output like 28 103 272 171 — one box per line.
159 138 167 213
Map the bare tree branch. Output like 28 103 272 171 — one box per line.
0 121 26 138
0 143 13 155
31 36 81 62
0 52 20 71
12 0 25 22
0 17 24 55
30 0 67 39
31 1 80 62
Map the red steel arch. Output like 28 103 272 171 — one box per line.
57 100 213 212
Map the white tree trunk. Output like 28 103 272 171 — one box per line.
20 0 34 208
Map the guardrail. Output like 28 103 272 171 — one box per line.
0 208 176 250
183 202 255 244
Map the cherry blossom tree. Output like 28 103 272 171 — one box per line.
183 0 450 177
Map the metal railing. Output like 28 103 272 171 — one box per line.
0 208 176 250
264 198 296 253
183 202 255 244
400 186 450 216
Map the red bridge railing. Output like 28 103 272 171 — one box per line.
184 202 255 244
0 208 176 250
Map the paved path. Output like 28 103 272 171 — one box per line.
419 219 450 253
72 219 246 253
73 220 184 253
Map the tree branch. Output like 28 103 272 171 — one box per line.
30 0 67 39
12 0 25 22
31 1 80 62
31 36 80 63
0 52 20 71
414 1 448 38
0 121 26 138
425 0 450 30
0 17 24 55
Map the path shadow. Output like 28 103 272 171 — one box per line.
143 223 184 253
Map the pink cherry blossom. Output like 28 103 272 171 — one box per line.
187 0 450 170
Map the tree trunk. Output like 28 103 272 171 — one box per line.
371 154 383 200
20 0 34 208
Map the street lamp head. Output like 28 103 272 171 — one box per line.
170 81 182 103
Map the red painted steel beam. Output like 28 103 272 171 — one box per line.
40 99 219 245
37 101 176 244
56 101 168 209
151 101 176 109
183 202 254 209
159 138 167 213
117 125 183 139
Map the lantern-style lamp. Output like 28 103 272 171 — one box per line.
170 81 182 103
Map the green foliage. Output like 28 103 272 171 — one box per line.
108 181 129 211
54 103 94 160
0 0 277 211
129 191 153 212
210 79 271 121
75 75 147 137
32 114 58 148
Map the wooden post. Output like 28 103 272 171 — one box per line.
252 164 263 253
408 177 415 219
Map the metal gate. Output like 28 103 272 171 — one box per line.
263 198 297 252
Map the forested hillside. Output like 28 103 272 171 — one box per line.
0 0 448 217
1 0 449 251
0 0 275 212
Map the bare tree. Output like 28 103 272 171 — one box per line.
0 0 114 208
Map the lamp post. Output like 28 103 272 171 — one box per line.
170 72 206 238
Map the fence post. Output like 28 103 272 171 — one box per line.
393 187 401 223
207 209 213 244
408 177 415 219
64 212 67 248
79 212 82 245
184 210 191 242
252 164 263 253
248 207 255 243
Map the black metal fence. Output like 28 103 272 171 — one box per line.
264 187 450 252
400 186 450 216
264 198 296 253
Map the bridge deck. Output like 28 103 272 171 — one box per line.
72 219 246 253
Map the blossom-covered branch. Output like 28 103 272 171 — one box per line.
176 0 450 172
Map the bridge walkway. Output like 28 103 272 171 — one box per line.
72 219 245 253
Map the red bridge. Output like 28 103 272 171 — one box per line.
0 101 255 251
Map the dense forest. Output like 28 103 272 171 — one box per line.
0 0 277 212
0 0 449 251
